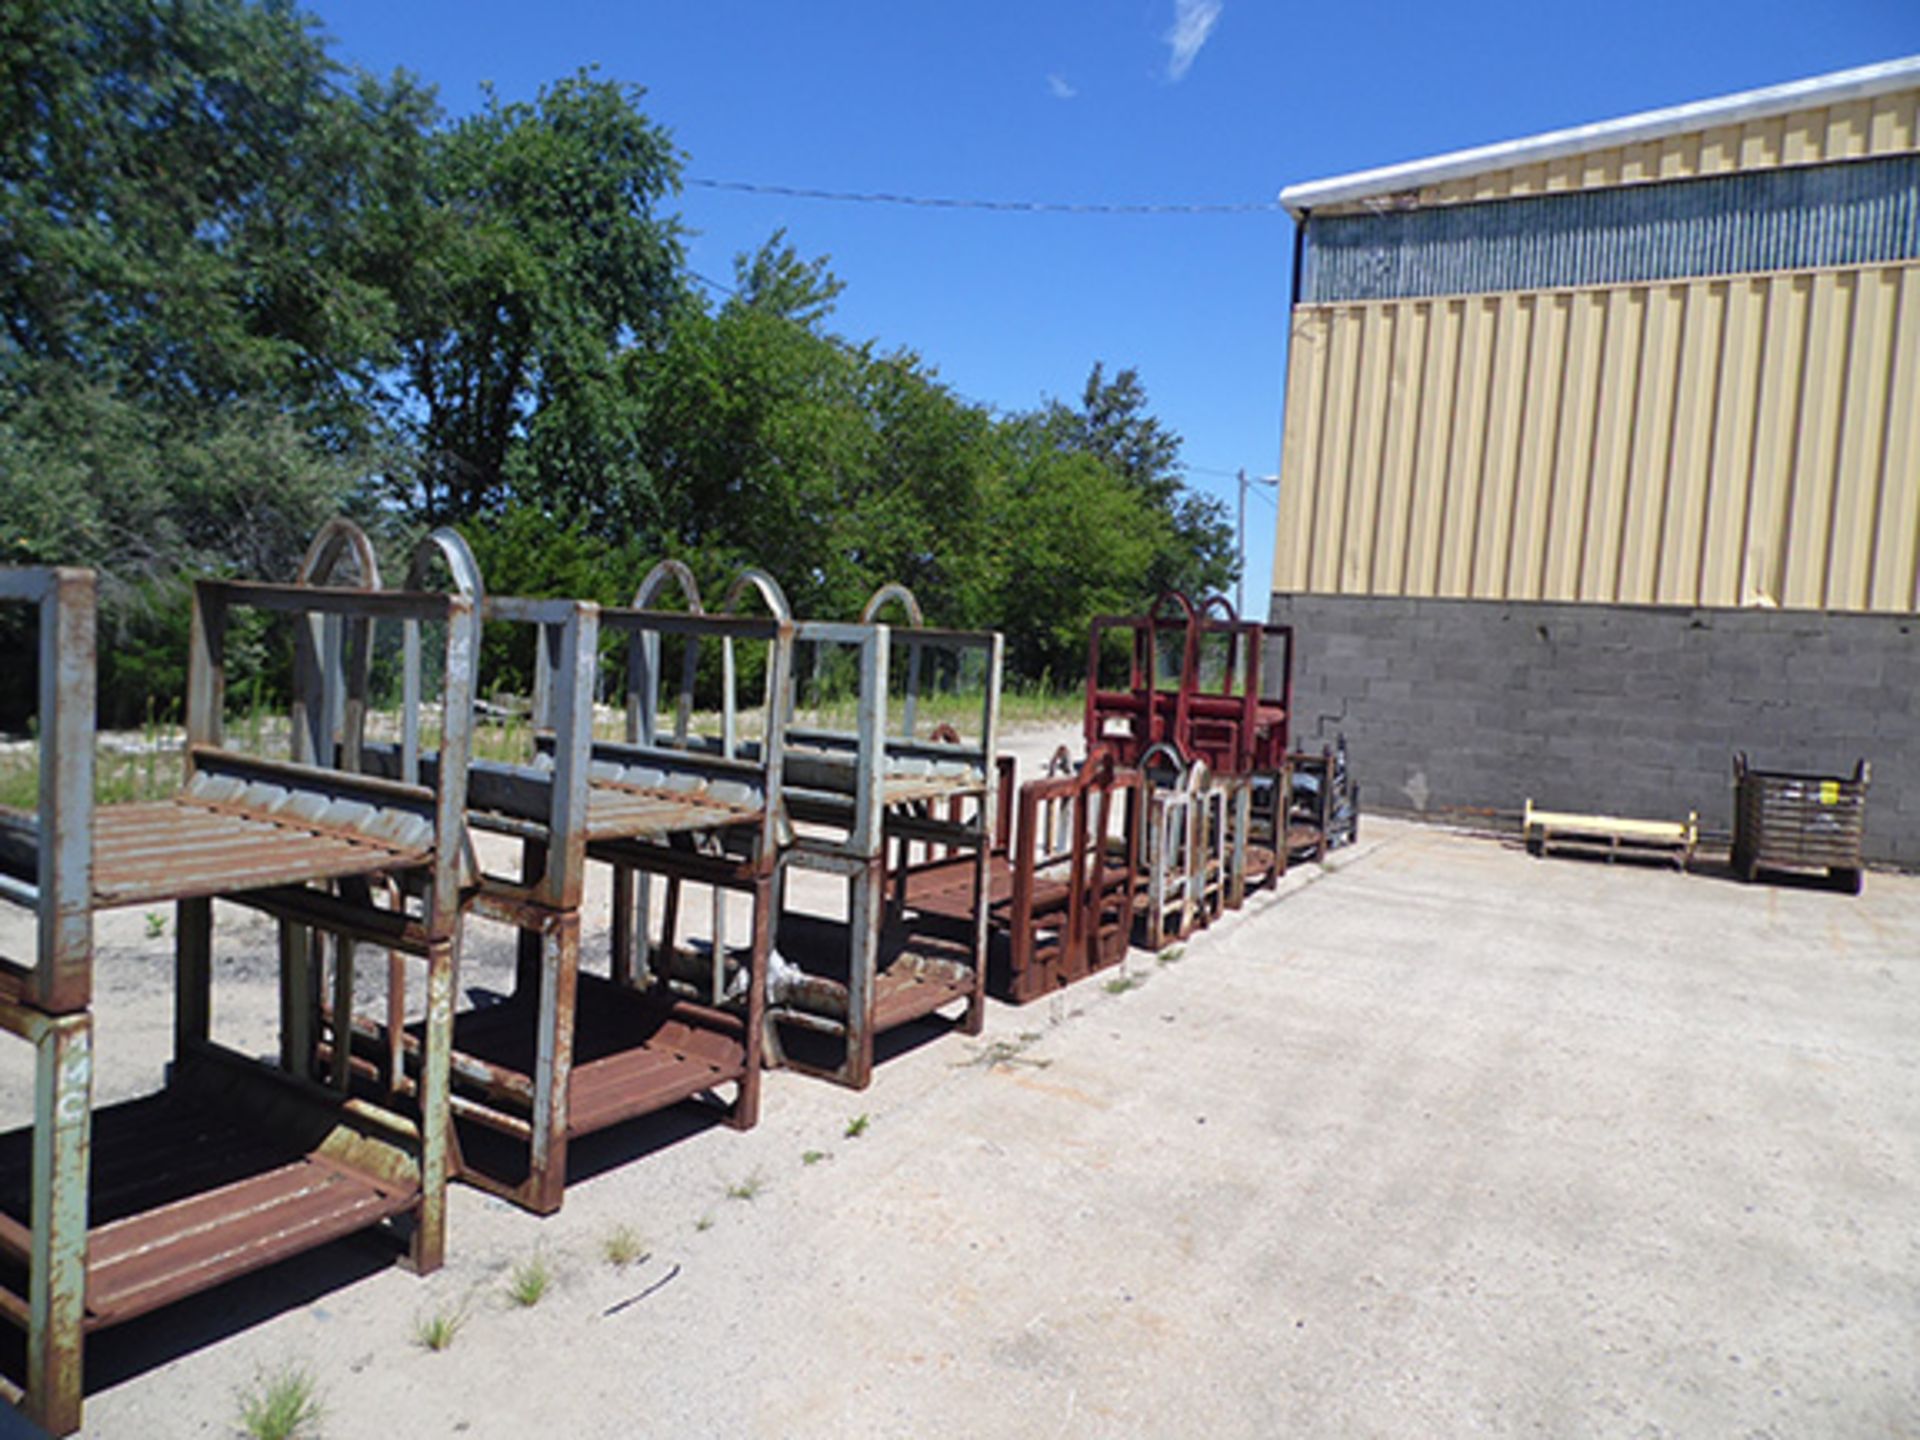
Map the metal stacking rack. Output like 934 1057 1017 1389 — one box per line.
1084 592 1294 942
339 537 790 1214
582 565 788 1163
1085 592 1292 780
768 585 1002 1088
0 560 474 1435
893 744 1139 1005
1286 735 1361 862
1732 753 1869 893
1133 743 1228 950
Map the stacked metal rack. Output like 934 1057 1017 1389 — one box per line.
0 559 476 1435
766 585 1004 1088
893 744 1140 1006
1084 591 1295 945
333 536 792 1214
0 528 1335 1433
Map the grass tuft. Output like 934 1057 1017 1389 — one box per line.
724 1172 765 1202
800 1149 829 1166
236 1363 323 1440
505 1252 552 1308
412 1302 467 1353
962 1034 1051 1070
602 1225 647 1268
844 1113 870 1139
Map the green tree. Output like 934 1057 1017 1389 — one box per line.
1043 363 1236 602
0 1 432 433
991 447 1164 681
635 235 869 613
459 504 653 696
837 349 1001 627
0 0 431 720
391 71 685 526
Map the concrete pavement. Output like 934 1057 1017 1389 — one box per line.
79 813 1920 1438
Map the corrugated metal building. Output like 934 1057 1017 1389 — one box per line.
1271 58 1920 864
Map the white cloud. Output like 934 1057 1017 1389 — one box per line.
1047 73 1078 100
1164 0 1222 82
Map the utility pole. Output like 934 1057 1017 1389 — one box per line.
1236 468 1279 619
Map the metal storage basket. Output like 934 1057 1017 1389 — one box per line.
1731 752 1869 894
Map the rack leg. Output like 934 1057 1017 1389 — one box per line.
174 897 212 1063
330 939 356 1093
611 864 635 988
526 912 578 1215
280 923 319 1081
727 870 772 1131
27 1012 91 1437
1229 783 1251 909
411 937 454 1275
962 841 988 1037
844 867 879 1090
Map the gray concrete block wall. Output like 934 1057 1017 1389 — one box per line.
1269 593 1919 867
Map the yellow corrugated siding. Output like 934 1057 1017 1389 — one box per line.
1274 260 1920 613
1385 90 1920 211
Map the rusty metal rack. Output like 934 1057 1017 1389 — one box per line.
1085 591 1293 780
0 561 475 1435
893 746 1139 1005
338 538 791 1214
1732 753 1869 893
1084 593 1293 941
1131 744 1228 950
1287 735 1360 862
767 586 1003 1088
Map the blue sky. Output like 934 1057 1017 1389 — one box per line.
306 0 1919 612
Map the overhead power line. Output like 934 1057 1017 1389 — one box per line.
689 177 1282 216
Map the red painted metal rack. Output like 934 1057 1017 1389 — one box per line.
1083 592 1295 943
890 744 1139 1005
0 556 475 1435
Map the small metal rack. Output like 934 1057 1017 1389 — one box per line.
895 745 1139 1005
1084 591 1293 781
0 559 476 1435
1287 735 1360 862
1732 753 1869 893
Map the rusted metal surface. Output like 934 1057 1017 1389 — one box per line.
901 748 1140 1004
1083 591 1297 932
82 794 427 908
0 569 96 1018
1131 744 1225 951
334 536 789 1213
767 587 1002 1089
590 583 788 1145
1732 753 1868 890
1288 735 1361 861
1085 590 1293 778
0 1080 415 1327
0 549 475 1434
